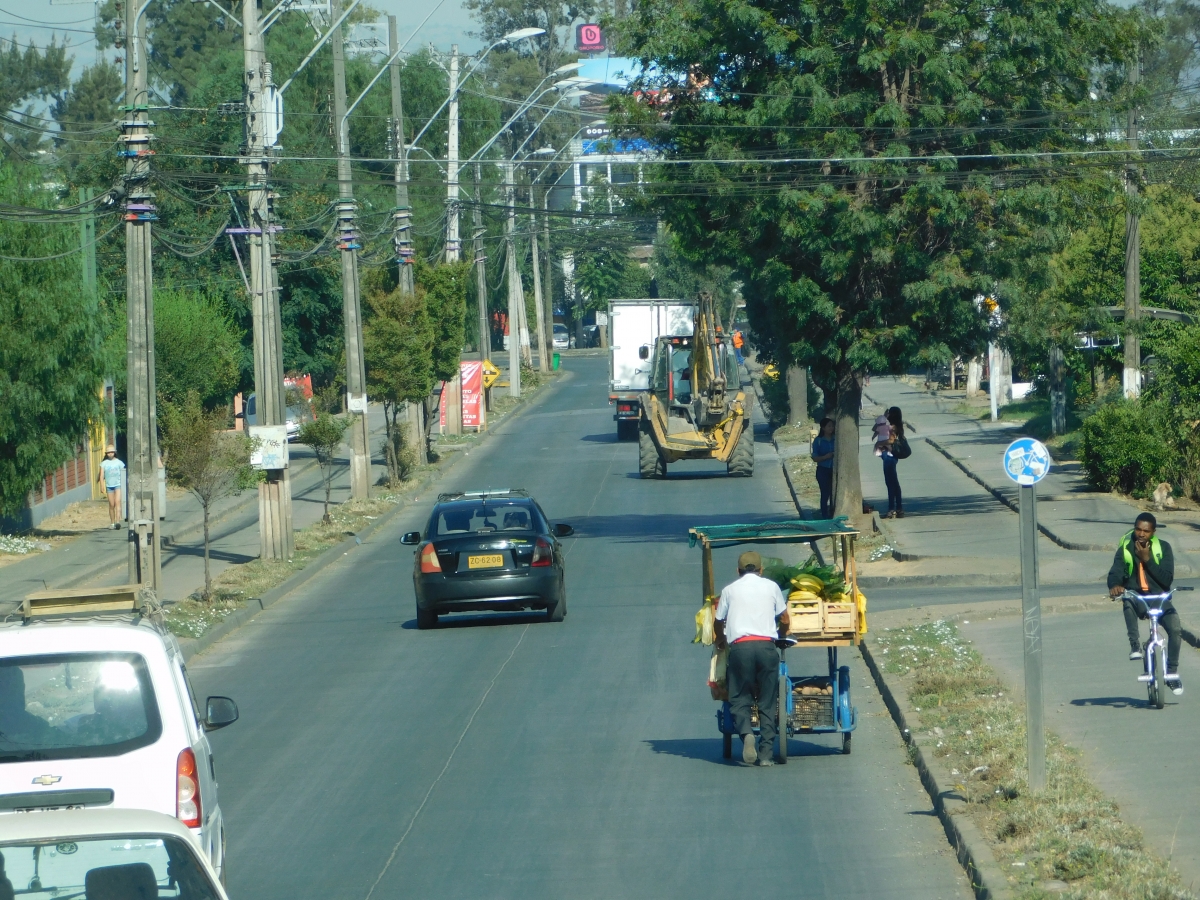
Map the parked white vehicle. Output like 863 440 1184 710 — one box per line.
0 602 238 881
0 808 229 899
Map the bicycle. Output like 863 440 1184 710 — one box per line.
1123 590 1176 709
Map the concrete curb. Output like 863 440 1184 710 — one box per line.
176 372 566 661
858 573 1023 588
924 437 1110 552
860 640 1013 900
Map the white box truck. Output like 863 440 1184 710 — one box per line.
608 299 697 440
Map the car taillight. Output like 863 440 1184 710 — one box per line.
420 543 442 573
177 748 201 828
532 538 553 567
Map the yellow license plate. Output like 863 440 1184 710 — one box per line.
468 554 504 569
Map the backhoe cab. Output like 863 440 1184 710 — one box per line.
637 292 753 478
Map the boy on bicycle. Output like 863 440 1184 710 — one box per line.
1108 512 1182 694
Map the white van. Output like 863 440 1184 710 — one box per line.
0 611 237 881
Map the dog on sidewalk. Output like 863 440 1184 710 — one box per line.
1152 482 1177 511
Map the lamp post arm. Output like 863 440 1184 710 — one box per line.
407 38 507 153
464 83 558 169
277 0 362 95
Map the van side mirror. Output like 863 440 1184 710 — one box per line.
638 345 650 360
234 411 244 419
553 523 574 537
203 696 239 731
401 531 421 545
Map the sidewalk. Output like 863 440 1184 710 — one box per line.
857 380 1200 584
0 406 388 610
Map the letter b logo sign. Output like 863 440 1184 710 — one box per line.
576 23 605 51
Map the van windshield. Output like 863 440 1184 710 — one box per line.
0 654 161 763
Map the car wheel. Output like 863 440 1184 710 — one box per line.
416 605 439 629
546 585 566 622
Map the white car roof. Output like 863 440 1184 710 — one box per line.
0 619 176 658
0 808 200 844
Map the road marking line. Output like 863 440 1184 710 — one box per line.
363 624 530 899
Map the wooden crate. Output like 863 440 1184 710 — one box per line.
823 602 856 633
787 599 822 634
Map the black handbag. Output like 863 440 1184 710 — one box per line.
892 436 912 460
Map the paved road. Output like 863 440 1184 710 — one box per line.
189 357 971 900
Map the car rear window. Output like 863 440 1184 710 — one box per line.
0 654 162 763
433 502 542 536
0 834 219 899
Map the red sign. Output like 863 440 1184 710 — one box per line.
283 374 313 399
575 23 604 52
461 362 483 428
438 380 447 429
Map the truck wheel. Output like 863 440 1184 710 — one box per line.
639 424 666 478
727 429 754 477
617 419 638 441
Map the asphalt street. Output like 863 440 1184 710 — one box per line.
188 357 971 900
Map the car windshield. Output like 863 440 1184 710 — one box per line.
433 502 540 536
0 654 162 763
0 835 219 899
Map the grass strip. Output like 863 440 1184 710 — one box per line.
163 372 554 639
874 621 1193 900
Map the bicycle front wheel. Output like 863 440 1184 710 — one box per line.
1155 646 1166 709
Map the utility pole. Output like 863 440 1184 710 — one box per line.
388 16 425 462
79 186 96 293
529 181 549 372
543 188 554 361
388 16 414 297
473 161 490 365
122 0 161 589
243 0 293 559
504 159 523 397
445 45 460 264
331 0 371 497
1124 52 1142 400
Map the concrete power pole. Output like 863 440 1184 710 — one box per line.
388 16 426 462
543 190 553 362
474 161 490 365
243 0 293 559
123 0 161 588
440 46 464 436
504 159 523 397
529 182 549 372
388 16 414 297
1124 53 1142 400
330 0 371 497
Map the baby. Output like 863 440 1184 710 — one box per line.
872 415 893 457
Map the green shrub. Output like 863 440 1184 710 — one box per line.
1079 400 1176 494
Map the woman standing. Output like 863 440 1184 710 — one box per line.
811 418 835 519
882 406 911 519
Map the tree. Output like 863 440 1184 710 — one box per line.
161 391 256 599
299 414 350 524
417 261 471 383
154 286 244 411
0 167 108 518
364 285 435 483
616 0 1136 523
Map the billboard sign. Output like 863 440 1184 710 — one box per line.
575 24 605 52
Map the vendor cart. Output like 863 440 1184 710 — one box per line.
689 519 864 761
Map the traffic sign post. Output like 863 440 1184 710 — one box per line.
1004 437 1051 792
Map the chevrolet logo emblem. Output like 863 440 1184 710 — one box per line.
31 775 61 786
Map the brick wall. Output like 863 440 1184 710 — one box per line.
34 450 87 504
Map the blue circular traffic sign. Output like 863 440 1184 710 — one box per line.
1004 437 1051 486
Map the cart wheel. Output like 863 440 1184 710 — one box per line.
842 732 852 755
722 732 732 760
777 674 788 764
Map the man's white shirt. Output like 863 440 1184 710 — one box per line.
715 572 786 643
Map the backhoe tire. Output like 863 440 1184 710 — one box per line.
727 429 754 477
639 422 666 479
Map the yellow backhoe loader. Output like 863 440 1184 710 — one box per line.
637 292 753 478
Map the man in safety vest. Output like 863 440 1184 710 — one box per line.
732 330 745 366
1108 512 1182 693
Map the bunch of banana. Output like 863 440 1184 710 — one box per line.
790 574 826 595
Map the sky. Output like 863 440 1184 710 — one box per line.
0 0 484 79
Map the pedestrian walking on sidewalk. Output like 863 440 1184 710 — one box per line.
880 406 912 518
714 550 790 766
811 417 835 519
1108 512 1183 693
97 446 125 530
732 330 745 366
